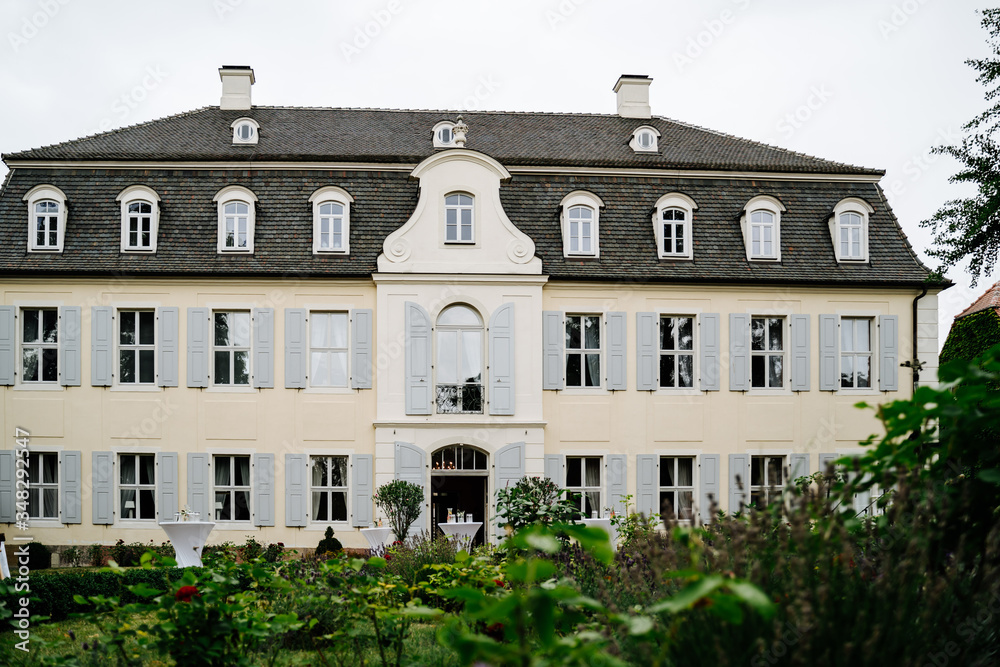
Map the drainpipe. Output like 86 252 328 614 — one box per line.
901 286 928 393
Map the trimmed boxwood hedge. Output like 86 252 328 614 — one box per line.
941 308 1000 364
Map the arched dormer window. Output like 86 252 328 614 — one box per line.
444 193 475 243
308 186 353 254
213 186 257 253
116 185 160 252
830 197 874 262
653 192 697 260
630 125 660 153
560 191 604 258
433 121 456 148
435 304 484 414
231 118 260 145
740 195 786 261
23 185 68 253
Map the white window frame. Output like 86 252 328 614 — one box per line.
231 117 260 145
750 315 786 390
213 186 257 253
840 317 873 390
308 311 350 388
117 309 157 386
653 193 697 260
116 185 160 253
566 455 603 518
27 451 60 520
749 454 786 509
309 454 350 524
629 125 660 153
20 306 59 384
309 186 353 254
213 454 252 522
565 313 602 389
658 455 696 521
23 185 68 253
432 121 456 148
434 304 485 414
830 197 873 263
119 453 156 521
444 192 475 244
212 310 252 387
740 195 785 261
658 315 696 389
560 191 603 258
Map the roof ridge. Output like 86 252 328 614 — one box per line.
250 104 625 118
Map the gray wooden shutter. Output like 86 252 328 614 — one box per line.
285 453 308 527
352 454 374 527
607 454 627 514
351 308 373 389
879 315 899 391
489 303 515 414
636 312 657 390
0 450 13 522
789 453 810 481
395 442 427 535
729 314 750 391
495 442 525 493
700 313 721 391
544 454 563 483
91 306 113 387
0 306 15 385
700 454 720 524
819 314 839 391
728 453 749 514
92 451 114 525
187 308 210 388
819 453 838 475
254 453 274 527
606 311 627 390
157 307 179 387
60 451 82 524
59 306 81 386
156 452 178 521
790 314 810 391
635 454 658 518
284 308 307 389
187 453 210 519
542 311 564 390
252 308 274 389
404 302 432 415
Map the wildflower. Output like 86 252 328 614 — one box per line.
175 585 200 602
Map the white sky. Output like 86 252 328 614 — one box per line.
0 0 994 349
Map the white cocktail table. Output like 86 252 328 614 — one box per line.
580 517 617 550
158 520 216 567
439 521 482 549
360 526 395 550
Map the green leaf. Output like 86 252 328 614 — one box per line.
400 605 443 619
978 468 1000 484
622 615 655 635
727 580 776 619
524 532 561 553
127 583 164 599
708 595 744 624
648 575 723 614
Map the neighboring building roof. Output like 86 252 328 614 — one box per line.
955 281 1000 319
2 107 884 176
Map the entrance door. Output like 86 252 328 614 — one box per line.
429 444 489 548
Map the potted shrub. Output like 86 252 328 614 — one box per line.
495 476 578 532
373 480 424 542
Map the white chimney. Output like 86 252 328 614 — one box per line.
219 66 255 110
613 75 652 119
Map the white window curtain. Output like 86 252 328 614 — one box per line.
585 458 601 515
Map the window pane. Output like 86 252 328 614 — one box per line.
678 354 694 387
215 313 230 346
43 310 57 343
234 491 250 520
857 356 871 388
660 354 675 387
436 385 459 413
751 457 763 486
565 317 581 350
232 312 251 347
841 355 854 388
677 458 693 486
842 319 854 352
330 492 348 522
565 354 581 387
330 457 347 487
120 350 136 383
120 311 136 345
438 306 479 326
463 384 483 413
461 330 482 382
585 353 600 387
676 226 685 253
768 319 782 350
768 458 783 486
769 355 783 387
660 318 675 350
328 351 348 387
678 318 693 350
215 351 231 384
751 355 765 388
235 457 250 486
445 195 459 206
312 457 328 486
122 489 137 518
138 350 155 383
216 457 231 485
329 313 348 348
313 492 328 522
234 351 250 385
660 458 675 486
121 455 135 484
678 491 694 519
42 349 58 382
139 311 155 345
566 457 582 487
22 349 38 382
584 316 600 349
23 310 39 343
139 455 154 485
857 320 870 351
311 313 330 348
751 319 765 350
139 489 156 519
43 488 58 518
437 330 458 383
216 492 231 521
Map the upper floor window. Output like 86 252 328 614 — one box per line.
566 456 602 518
659 456 694 521
630 125 660 153
310 311 349 387
741 195 785 261
213 186 257 253
433 121 456 148
23 185 68 253
432 445 488 471
120 453 156 520
435 305 483 414
840 318 872 389
119 310 156 385
309 186 353 254
231 117 260 145
22 307 58 383
117 185 160 253
830 197 873 262
214 454 251 521
27 452 59 519
560 191 603 258
751 316 785 389
653 193 697 260
213 310 251 386
311 455 348 522
659 316 694 388
566 314 601 388
444 193 474 244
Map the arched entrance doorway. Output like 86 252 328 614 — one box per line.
430 444 488 547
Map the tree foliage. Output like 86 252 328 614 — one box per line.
495 476 579 532
374 480 425 542
921 9 1000 284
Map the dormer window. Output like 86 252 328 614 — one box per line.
23 185 68 253
830 197 874 262
444 193 474 243
231 118 260 145
433 121 456 148
740 195 786 261
309 186 354 254
213 186 257 253
653 193 697 260
630 126 660 153
117 185 160 252
560 191 603 257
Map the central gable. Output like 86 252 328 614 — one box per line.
378 149 541 274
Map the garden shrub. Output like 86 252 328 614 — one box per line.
495 475 578 531
59 545 83 567
25 541 51 569
382 531 460 587
238 536 264 562
374 480 425 542
87 543 106 567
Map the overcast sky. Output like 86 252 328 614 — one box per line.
0 0 993 348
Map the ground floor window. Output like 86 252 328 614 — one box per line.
750 455 785 509
120 453 156 520
27 452 59 519
214 455 251 521
311 455 348 522
659 456 694 520
566 456 602 517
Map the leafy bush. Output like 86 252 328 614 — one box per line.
26 541 51 569
238 536 264 562
495 475 578 531
263 541 285 563
87 543 106 567
59 545 83 567
382 531 460 587
374 480 425 542
316 526 343 558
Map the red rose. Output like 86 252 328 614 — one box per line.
493 579 506 588
175 585 200 603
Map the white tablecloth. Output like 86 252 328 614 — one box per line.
0 540 10 579
360 526 395 550
439 521 482 547
580 517 618 549
159 521 216 567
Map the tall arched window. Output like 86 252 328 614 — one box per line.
435 305 483 414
